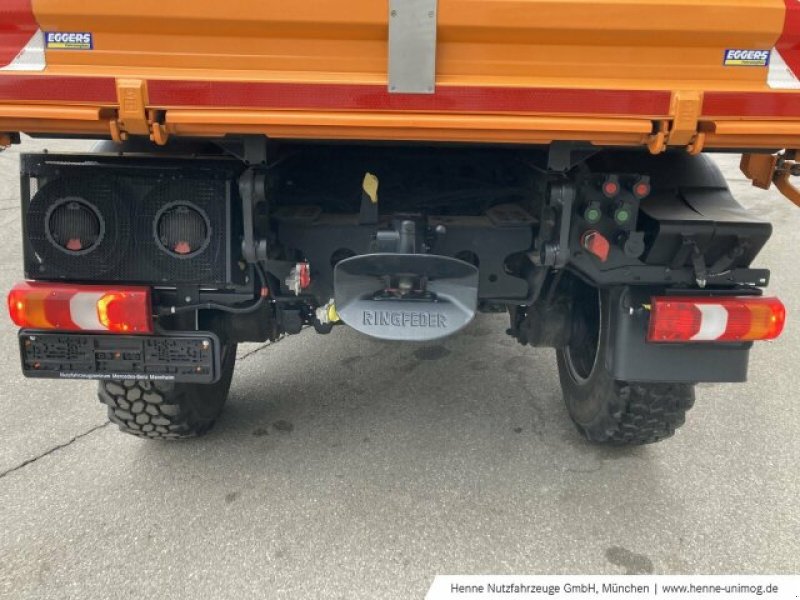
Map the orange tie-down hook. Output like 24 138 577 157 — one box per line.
741 151 800 207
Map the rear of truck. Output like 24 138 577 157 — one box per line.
1 0 796 443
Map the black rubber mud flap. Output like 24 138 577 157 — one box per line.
334 253 478 341
606 287 751 383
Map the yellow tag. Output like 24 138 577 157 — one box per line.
327 303 340 323
362 172 379 204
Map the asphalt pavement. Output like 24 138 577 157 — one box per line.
0 141 798 599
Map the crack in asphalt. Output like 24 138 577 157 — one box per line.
0 421 111 480
238 341 275 362
0 331 300 479
238 329 302 362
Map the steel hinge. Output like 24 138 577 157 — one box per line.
648 91 705 155
110 79 168 145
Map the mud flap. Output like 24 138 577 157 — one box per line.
334 253 478 341
606 287 751 383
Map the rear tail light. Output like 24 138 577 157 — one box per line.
8 282 152 334
648 296 785 343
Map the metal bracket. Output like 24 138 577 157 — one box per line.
647 91 704 155
741 151 800 208
112 79 169 145
669 237 709 288
774 165 800 207
238 168 269 263
666 90 703 147
242 135 268 166
547 142 598 172
375 219 418 253
691 246 708 288
535 182 575 268
647 120 669 155
115 79 150 137
388 0 438 94
176 284 201 306
217 135 269 166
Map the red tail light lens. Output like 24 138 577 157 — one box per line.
8 282 152 334
648 296 785 343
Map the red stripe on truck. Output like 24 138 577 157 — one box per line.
1 76 800 121
0 75 117 103
147 81 672 116
0 0 38 68
703 92 800 117
777 0 800 77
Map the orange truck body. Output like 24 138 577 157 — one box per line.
1 0 800 151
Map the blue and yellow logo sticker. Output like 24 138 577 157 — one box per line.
45 32 93 50
724 49 770 67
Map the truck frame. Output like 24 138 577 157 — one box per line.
2 0 796 443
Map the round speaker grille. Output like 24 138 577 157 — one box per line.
154 202 211 259
138 178 225 284
45 198 104 255
26 177 133 279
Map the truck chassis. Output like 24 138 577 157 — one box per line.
7 139 785 443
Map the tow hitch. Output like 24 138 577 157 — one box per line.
334 251 478 342
333 209 479 341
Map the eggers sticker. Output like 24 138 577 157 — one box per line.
45 32 93 50
724 49 770 67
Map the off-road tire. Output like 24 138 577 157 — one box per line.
556 284 694 445
99 343 237 439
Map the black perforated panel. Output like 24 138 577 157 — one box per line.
21 154 243 288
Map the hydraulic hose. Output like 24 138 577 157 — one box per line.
157 263 269 316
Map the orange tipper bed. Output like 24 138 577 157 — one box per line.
1 0 799 150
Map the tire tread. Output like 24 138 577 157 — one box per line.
606 382 695 445
98 342 236 440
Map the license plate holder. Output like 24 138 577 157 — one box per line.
19 330 220 384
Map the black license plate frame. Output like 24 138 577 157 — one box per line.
18 330 220 384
